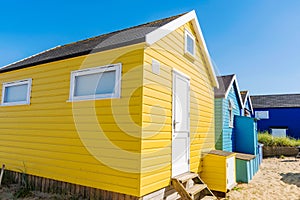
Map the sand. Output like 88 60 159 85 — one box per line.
226 157 300 200
0 157 299 199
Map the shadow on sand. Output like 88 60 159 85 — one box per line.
280 159 299 163
280 173 300 187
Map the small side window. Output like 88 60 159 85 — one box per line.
229 99 234 128
184 29 195 57
1 79 32 106
255 111 269 119
69 63 122 101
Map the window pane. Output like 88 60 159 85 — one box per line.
74 71 116 97
4 84 28 103
187 35 194 55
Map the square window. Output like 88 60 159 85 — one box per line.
185 29 195 57
69 64 122 101
271 128 287 137
1 79 32 106
255 111 269 119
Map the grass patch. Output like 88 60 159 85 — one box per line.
232 187 243 191
258 132 300 147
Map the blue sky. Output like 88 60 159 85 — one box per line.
1 0 300 95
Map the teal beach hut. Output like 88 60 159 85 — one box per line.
214 74 243 152
214 75 261 183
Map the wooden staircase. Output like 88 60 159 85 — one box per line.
171 172 216 200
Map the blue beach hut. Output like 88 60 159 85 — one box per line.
214 74 243 152
215 75 261 183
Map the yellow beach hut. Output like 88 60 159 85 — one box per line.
0 10 218 199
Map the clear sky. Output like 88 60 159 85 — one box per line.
1 0 300 95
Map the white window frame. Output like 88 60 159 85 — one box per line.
255 111 269 119
1 78 32 106
271 128 287 138
229 99 234 128
69 63 122 102
184 29 196 58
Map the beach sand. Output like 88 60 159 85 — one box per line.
0 157 299 199
226 157 300 200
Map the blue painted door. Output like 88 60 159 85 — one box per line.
234 116 258 155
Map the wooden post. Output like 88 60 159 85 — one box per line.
0 164 5 186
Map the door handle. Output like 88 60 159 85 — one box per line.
173 120 180 129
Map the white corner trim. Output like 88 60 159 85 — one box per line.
145 10 219 88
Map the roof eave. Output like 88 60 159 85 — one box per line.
223 75 244 109
0 40 146 73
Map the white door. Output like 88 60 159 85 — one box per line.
172 70 190 177
226 156 236 189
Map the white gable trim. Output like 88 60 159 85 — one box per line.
145 10 218 88
146 11 196 45
224 75 244 109
241 91 249 108
247 95 254 114
241 91 254 114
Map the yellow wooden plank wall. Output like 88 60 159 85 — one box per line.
201 154 227 192
140 22 215 196
0 44 145 196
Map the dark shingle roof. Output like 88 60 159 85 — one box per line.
240 91 248 104
214 74 235 98
0 13 185 73
251 94 300 108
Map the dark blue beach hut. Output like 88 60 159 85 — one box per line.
252 94 300 139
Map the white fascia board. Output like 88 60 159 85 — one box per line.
234 78 244 110
242 91 249 107
0 45 61 70
247 95 254 114
224 75 244 109
241 90 254 114
190 13 219 88
145 11 196 45
224 75 236 99
145 10 219 88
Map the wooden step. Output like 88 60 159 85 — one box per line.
201 196 217 200
171 172 216 200
187 184 207 196
174 172 198 183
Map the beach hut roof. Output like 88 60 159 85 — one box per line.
0 11 218 87
252 94 300 108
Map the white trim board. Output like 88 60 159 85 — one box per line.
145 10 219 88
222 75 244 110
